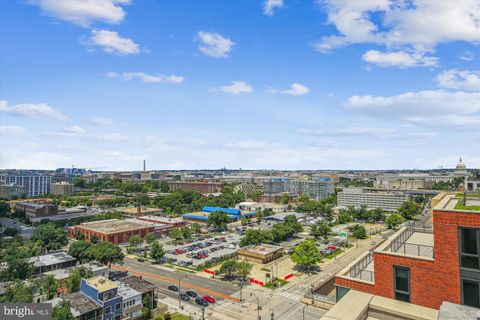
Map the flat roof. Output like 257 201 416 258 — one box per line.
239 244 283 255
77 219 155 234
122 207 161 214
118 275 156 294
85 276 116 292
29 252 76 267
433 192 480 213
116 281 140 300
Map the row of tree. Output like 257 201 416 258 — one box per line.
68 240 124 265
239 215 303 247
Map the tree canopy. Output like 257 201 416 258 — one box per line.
291 240 321 273
32 223 68 251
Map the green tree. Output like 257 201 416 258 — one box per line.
386 213 405 229
349 224 367 239
290 240 321 274
169 228 183 239
40 274 59 300
128 235 142 252
278 193 290 204
52 300 75 320
1 252 34 281
241 217 248 226
283 215 303 233
398 201 420 220
240 229 273 247
207 211 229 231
87 242 124 265
2 226 19 237
150 240 165 262
1 281 33 303
66 266 93 293
68 240 92 264
181 226 193 239
191 223 201 234
32 223 68 251
337 210 352 224
90 234 100 244
0 200 11 216
144 233 156 245
369 208 385 222
235 261 253 280
219 259 237 279
310 221 331 240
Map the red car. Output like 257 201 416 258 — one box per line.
203 295 216 303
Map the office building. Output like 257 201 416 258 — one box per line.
0 173 51 196
466 177 480 192
120 207 162 219
237 244 283 264
263 177 334 202
334 192 480 310
337 188 410 212
0 183 25 199
51 181 75 195
29 252 77 275
167 181 224 194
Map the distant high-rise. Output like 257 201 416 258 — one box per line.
0 172 51 196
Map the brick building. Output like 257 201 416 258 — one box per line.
167 181 224 194
73 219 157 244
334 192 480 310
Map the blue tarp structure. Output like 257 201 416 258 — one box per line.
201 206 241 215
181 214 209 221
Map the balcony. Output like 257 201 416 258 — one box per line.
348 251 375 283
382 221 434 259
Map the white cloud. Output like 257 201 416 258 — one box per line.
219 81 253 94
281 83 310 96
88 29 140 55
459 51 475 61
298 127 438 140
315 0 480 67
0 100 67 120
345 90 480 127
362 50 438 67
0 125 28 137
263 0 283 16
107 71 184 84
90 116 115 126
197 31 234 58
30 0 130 27
436 69 480 92
64 125 85 135
103 133 128 141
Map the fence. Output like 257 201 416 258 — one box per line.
348 252 374 282
386 221 434 258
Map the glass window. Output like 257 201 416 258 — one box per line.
461 256 479 269
116 303 121 310
462 228 478 255
463 280 480 308
336 286 350 301
105 307 111 314
394 266 410 303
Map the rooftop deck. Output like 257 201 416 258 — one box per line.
379 221 434 259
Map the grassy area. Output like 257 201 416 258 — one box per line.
260 267 270 272
455 203 480 211
154 312 190 320
324 249 344 259
264 278 288 289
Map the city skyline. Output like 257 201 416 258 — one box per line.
1 0 479 170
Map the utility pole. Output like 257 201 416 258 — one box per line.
201 307 205 320
269 308 274 320
271 265 274 287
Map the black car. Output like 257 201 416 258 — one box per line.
168 285 179 292
186 290 197 297
137 258 145 262
195 297 208 307
180 293 190 301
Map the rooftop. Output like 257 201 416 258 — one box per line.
121 207 161 214
29 252 76 267
48 292 101 317
77 219 156 234
118 275 156 294
433 192 480 213
239 243 283 255
85 276 117 292
115 281 140 300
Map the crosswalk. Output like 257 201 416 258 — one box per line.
275 291 303 301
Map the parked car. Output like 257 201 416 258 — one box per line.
137 258 145 262
186 290 197 297
203 295 216 303
168 285 179 292
195 297 208 306
180 293 190 301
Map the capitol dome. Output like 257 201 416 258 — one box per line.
455 157 468 175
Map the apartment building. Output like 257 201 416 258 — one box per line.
263 178 334 201
337 188 410 212
334 192 480 310
51 181 75 195
0 173 51 196
167 181 224 194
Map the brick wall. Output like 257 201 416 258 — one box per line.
335 277 375 294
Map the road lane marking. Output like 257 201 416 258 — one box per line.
111 264 241 303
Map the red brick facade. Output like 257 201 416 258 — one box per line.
335 207 479 309
74 225 155 244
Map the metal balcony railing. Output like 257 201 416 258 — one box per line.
348 252 374 282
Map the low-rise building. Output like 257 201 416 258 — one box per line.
136 215 187 232
337 188 410 212
236 202 288 213
121 207 162 219
168 181 224 194
81 276 123 320
51 181 75 195
466 177 480 193
29 252 77 275
16 202 59 219
237 244 283 264
72 219 172 243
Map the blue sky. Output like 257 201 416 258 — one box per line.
0 0 479 170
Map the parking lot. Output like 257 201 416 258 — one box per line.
163 233 242 267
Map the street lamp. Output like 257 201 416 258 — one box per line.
302 304 307 320
250 292 261 320
178 274 188 309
